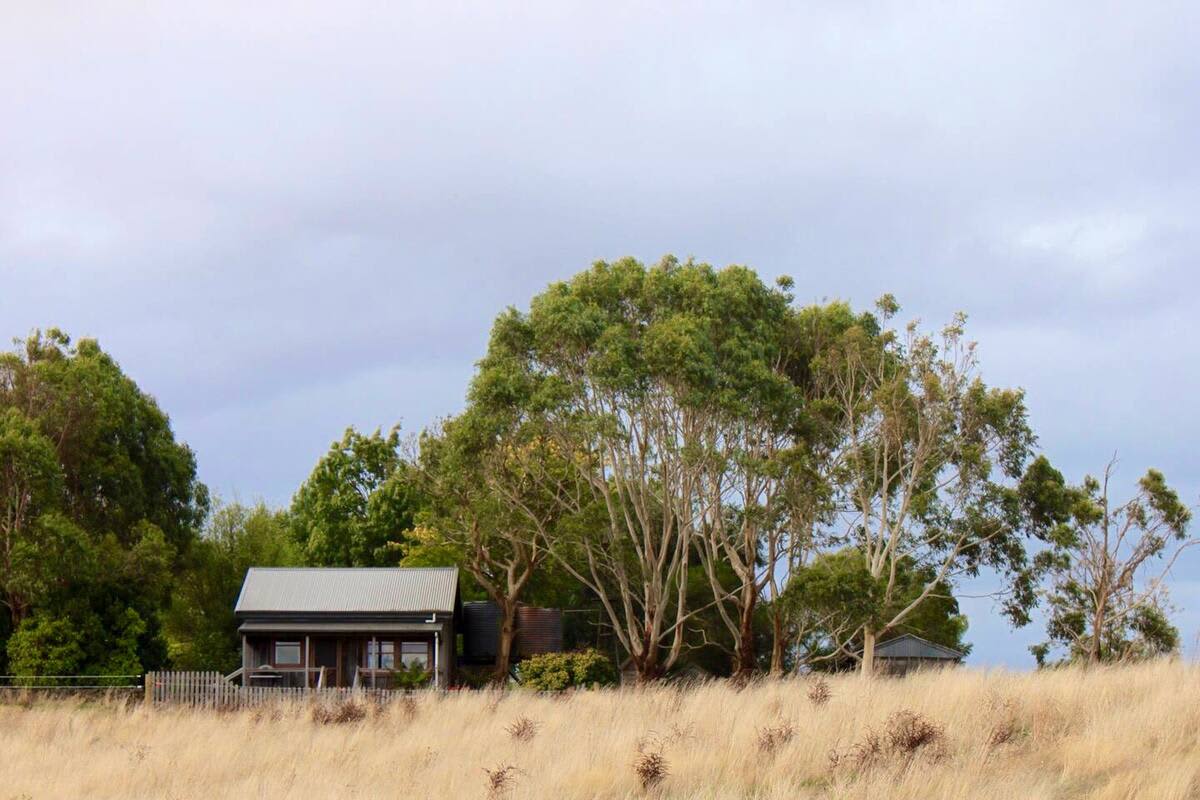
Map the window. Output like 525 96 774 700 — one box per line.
401 641 429 670
273 641 302 666
367 640 395 669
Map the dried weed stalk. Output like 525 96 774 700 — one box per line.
506 716 541 742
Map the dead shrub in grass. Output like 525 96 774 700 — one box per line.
633 747 669 791
756 720 795 756
807 677 832 706
885 710 944 758
311 699 367 725
888 710 940 762
829 710 945 772
829 728 884 772
987 717 1020 748
506 716 541 742
482 764 523 799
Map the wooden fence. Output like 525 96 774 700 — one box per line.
145 671 413 709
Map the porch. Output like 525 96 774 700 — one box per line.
239 628 446 689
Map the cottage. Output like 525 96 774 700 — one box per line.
234 567 460 689
869 633 964 676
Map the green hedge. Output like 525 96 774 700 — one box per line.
517 649 618 690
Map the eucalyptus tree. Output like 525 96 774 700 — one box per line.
813 299 1048 676
470 257 810 680
780 548 970 670
414 411 563 683
689 294 878 677
1032 459 1195 665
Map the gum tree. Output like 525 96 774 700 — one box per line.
814 299 1047 676
1032 459 1195 665
469 257 806 680
414 411 562 683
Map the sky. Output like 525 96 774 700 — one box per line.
2 2 1198 667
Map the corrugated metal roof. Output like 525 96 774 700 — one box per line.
875 633 964 660
235 567 459 614
238 622 444 634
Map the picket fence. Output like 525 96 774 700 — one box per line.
145 671 412 709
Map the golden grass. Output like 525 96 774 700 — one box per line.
3 661 1200 799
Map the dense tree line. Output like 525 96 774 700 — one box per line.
0 331 208 676
2 258 1192 680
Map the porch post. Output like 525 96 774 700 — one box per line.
305 635 311 689
371 635 377 689
433 631 440 690
241 635 251 683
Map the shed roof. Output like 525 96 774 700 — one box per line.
874 633 964 660
235 567 459 615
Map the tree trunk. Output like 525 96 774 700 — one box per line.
769 606 785 676
630 634 665 683
1089 601 1106 665
493 600 518 684
733 590 758 681
861 627 877 677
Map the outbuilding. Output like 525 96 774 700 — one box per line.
870 633 964 675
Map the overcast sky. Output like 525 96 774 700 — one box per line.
3 2 1197 667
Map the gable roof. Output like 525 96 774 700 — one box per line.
874 633 964 660
235 567 459 615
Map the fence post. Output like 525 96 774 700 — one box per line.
144 672 154 705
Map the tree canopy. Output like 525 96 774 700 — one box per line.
0 330 207 675
288 426 422 566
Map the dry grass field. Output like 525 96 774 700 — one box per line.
2 661 1199 800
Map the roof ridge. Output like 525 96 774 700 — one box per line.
246 566 458 571
879 632 965 657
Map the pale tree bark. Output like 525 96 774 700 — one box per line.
819 312 1034 677
413 425 552 685
520 384 719 682
1054 458 1196 666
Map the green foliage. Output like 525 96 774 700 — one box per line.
413 408 583 679
804 302 1054 676
289 427 422 566
165 501 301 671
7 615 85 677
390 662 432 690
467 256 819 679
0 330 207 676
1032 462 1193 666
782 548 970 669
517 649 618 690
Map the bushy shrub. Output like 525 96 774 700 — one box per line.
517 649 618 690
6 616 85 681
391 662 432 690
